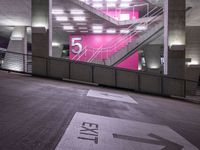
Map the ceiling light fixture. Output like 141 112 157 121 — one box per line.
73 16 86 21
106 29 116 34
92 25 103 30
63 26 74 30
70 9 84 15
56 16 68 21
52 9 64 15
120 29 130 33
93 30 103 33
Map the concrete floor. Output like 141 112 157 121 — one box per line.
0 70 200 150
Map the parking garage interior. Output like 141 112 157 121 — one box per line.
0 0 200 150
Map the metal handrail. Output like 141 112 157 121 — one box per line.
73 7 162 62
72 7 159 61
88 8 163 63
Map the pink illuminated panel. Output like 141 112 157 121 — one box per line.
116 52 138 70
70 34 134 61
69 34 138 70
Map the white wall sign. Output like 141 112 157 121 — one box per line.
71 37 83 54
55 112 198 150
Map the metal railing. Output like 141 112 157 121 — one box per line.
88 8 163 63
72 7 163 63
0 50 199 100
0 50 32 73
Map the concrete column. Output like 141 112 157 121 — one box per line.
144 45 162 74
31 0 52 75
32 0 52 57
164 0 186 78
2 27 27 72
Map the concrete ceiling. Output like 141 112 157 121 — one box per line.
0 0 31 26
0 0 199 45
146 0 200 26
0 0 198 27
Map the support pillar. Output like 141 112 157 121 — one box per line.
164 0 186 78
31 0 52 75
144 45 162 74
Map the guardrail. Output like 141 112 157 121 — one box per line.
0 50 198 99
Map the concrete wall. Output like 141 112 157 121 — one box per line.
185 26 200 94
186 26 200 66
52 46 63 58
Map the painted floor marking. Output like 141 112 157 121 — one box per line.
87 90 138 104
55 112 198 150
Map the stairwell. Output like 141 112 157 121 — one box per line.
91 21 164 66
70 0 163 26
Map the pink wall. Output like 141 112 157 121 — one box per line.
116 52 138 70
70 34 138 70
70 34 134 61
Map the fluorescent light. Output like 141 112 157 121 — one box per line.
73 16 86 21
93 0 102 1
93 30 103 33
70 9 84 15
107 3 116 7
56 16 68 21
136 25 148 31
93 3 103 8
120 29 129 33
52 9 64 15
120 3 130 8
52 42 60 47
92 25 103 30
63 26 74 30
106 29 116 34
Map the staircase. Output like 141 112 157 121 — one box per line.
90 21 164 66
70 0 163 26
71 3 164 65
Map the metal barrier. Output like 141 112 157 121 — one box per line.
0 50 198 99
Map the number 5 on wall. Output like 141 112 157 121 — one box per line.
71 37 83 54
